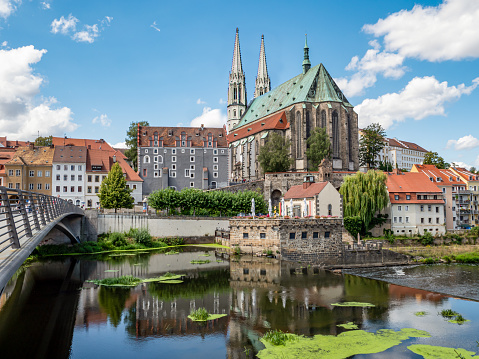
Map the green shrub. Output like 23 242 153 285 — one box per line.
263 329 295 346
440 309 458 318
421 257 436 264
190 307 209 321
344 216 363 239
110 232 128 247
126 228 152 245
99 241 116 251
163 237 185 246
420 232 434 246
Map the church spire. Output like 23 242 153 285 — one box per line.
254 34 271 98
227 28 247 132
302 34 311 74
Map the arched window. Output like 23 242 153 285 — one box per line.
143 155 150 163
347 115 353 162
332 110 340 158
296 111 302 157
321 110 326 128
233 85 237 101
328 204 332 216
238 84 242 102
306 111 311 138
233 109 237 117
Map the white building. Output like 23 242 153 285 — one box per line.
52 146 87 206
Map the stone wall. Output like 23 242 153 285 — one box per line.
207 179 265 194
229 218 282 255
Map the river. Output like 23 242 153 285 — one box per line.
0 247 478 358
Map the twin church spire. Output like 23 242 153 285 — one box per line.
227 29 271 132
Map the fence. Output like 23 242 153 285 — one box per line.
0 187 82 253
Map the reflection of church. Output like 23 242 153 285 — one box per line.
227 29 360 182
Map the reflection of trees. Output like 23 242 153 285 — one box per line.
98 287 131 327
148 269 230 301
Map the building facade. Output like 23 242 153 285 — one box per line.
52 146 87 206
450 167 479 228
227 32 359 182
137 125 228 195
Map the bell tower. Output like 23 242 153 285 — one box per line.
227 28 247 132
254 35 271 98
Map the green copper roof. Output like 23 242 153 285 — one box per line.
233 63 352 130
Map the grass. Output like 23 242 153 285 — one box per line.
188 307 227 322
391 245 479 263
191 260 211 264
262 329 296 346
88 273 185 287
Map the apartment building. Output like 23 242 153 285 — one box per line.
411 164 468 230
138 125 228 195
449 167 479 228
4 145 54 195
52 146 87 206
387 171 446 236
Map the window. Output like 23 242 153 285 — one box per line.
190 156 195 162
71 165 75 171
29 183 34 190
87 200 92 207
102 176 106 181
143 169 147 177
428 218 432 223
190 182 194 188
87 175 92 182
63 186 67 192
420 205 424 212
289 233 295 239
29 170 34 177
71 186 75 192
8 183 12 188
221 150 225 154
56 174 61 180
95 186 99 193
144 155 150 163
45 170 50 177
417 195 421 200
332 110 339 157
213 165 218 170
185 169 190 177
260 233 266 239
15 183 20 189
406 217 409 223
190 165 195 170
313 232 319 239
87 186 92 193
78 175 82 181
95 175 100 182
8 170 13 176
64 175 68 181
398 205 402 211
37 171 42 177
452 206 456 211
78 165 82 171
189 149 196 155
145 149 148 153
436 206 439 213
154 164 159 170
190 173 195 179
243 268 249 275
71 175 75 181
211 181 217 189
78 186 82 192
15 170 20 176
154 156 158 163
172 164 176 170
399 217 402 223
213 157 218 163
301 232 307 239
421 218 424 223
56 165 60 170
213 149 218 155
394 195 399 200
213 172 218 178
133 185 137 190
172 149 176 154
172 156 176 163
428 205 432 212
243 233 249 239
169 170 176 178
154 149 158 154
405 205 409 211
325 231 330 238
394 217 397 223
328 204 332 216
436 218 439 224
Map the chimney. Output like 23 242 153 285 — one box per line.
29 143 34 150
392 168 402 175
303 174 314 189
200 124 204 131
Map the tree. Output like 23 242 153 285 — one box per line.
35 135 52 146
378 159 393 172
98 162 134 213
125 121 149 171
470 167 477 174
306 127 331 171
339 170 389 233
359 123 386 170
423 151 449 169
258 132 292 173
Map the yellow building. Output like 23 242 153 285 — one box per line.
5 145 54 195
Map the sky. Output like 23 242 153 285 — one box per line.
0 0 478 169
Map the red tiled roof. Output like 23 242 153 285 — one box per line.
412 164 466 186
387 172 444 204
116 154 142 182
284 182 328 199
0 149 15 175
227 111 289 143
86 149 142 182
400 140 428 153
52 137 126 159
53 146 87 163
451 167 479 182
138 125 227 148
0 136 30 148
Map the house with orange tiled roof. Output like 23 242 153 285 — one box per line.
411 164 468 230
0 148 16 187
449 167 479 228
137 124 227 195
386 171 446 236
283 175 341 217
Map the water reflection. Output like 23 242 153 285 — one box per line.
0 250 478 358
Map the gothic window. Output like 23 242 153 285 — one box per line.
321 110 326 128
306 111 311 138
144 155 150 164
238 84 242 102
296 111 302 157
332 110 340 158
233 109 237 117
348 115 353 162
233 85 237 101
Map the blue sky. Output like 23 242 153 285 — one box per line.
0 0 478 168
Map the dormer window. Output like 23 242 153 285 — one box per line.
429 177 433 182
449 177 453 181
394 195 399 200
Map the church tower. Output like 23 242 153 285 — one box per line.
302 34 311 74
254 35 271 98
227 28 247 133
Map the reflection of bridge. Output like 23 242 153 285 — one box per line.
0 187 85 291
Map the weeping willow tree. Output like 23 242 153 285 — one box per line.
339 170 389 232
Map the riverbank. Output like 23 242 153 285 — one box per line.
389 244 479 264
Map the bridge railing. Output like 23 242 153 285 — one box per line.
0 187 82 254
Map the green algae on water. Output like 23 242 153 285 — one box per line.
448 318 470 324
408 344 479 358
414 311 427 316
104 270 119 273
331 302 375 307
337 322 358 329
88 273 185 287
187 313 227 322
191 260 211 264
257 328 430 359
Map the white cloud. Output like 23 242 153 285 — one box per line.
356 76 479 129
363 0 479 61
41 1 50 10
447 135 479 150
109 141 127 149
0 0 20 19
190 107 227 128
51 15 111 43
196 98 206 105
51 14 78 34
0 45 77 139
219 98 226 104
335 41 406 97
1 41 7 47
150 21 160 32
92 113 111 127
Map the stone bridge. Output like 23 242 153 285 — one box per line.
0 187 95 292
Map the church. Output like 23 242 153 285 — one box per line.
226 29 360 182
